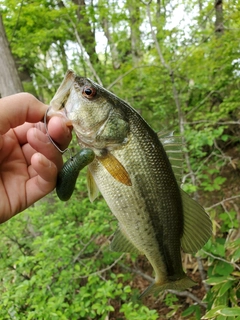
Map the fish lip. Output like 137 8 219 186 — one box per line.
46 107 72 126
47 106 62 117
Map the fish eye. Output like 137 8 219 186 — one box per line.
82 86 97 99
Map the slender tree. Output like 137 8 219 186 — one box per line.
0 13 23 97
127 1 142 66
214 0 224 35
72 0 99 66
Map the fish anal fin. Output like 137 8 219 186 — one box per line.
140 275 196 299
87 168 99 202
97 153 132 186
111 227 140 254
181 190 212 254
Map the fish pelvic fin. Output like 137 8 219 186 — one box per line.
181 190 212 254
96 153 132 186
87 168 99 202
139 275 196 299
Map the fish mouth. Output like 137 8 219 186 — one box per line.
44 107 73 154
47 105 110 149
62 108 74 127
46 107 73 128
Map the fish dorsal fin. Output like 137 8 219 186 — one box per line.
96 153 132 186
87 168 99 202
111 226 140 254
158 131 184 185
180 190 212 254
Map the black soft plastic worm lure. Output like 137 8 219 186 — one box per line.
56 148 95 201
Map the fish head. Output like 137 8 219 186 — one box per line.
49 70 130 151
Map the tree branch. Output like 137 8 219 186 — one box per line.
200 249 240 271
167 289 207 308
107 65 162 90
205 195 240 211
120 263 207 307
77 253 125 279
65 15 103 85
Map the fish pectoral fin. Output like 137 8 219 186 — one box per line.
110 227 140 254
87 168 99 202
181 190 212 254
96 153 132 186
139 275 196 299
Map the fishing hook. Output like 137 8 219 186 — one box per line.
44 107 71 157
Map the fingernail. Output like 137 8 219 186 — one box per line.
38 153 52 168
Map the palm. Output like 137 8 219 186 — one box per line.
0 120 71 223
0 128 33 218
0 93 72 223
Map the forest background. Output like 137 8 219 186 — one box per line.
0 0 240 319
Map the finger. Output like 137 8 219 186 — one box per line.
27 164 37 178
0 135 3 150
26 153 58 206
27 128 63 170
22 143 36 166
13 122 35 145
0 93 47 135
15 118 72 150
47 116 72 150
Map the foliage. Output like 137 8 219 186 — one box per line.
0 175 158 319
0 0 240 318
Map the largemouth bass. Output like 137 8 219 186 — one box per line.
49 70 212 297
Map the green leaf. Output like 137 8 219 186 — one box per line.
182 305 195 317
218 280 235 296
219 308 240 317
203 305 227 319
214 261 234 277
205 276 235 285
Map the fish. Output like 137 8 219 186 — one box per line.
48 70 212 298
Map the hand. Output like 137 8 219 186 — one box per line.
0 93 72 223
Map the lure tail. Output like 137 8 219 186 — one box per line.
56 148 95 201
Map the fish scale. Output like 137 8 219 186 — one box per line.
88 113 184 283
49 70 212 298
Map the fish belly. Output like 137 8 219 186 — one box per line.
88 132 184 283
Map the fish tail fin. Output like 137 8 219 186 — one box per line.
139 275 196 299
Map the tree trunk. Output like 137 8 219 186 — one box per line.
127 1 142 66
214 0 224 35
0 14 23 97
156 0 161 22
101 18 121 70
72 0 99 67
